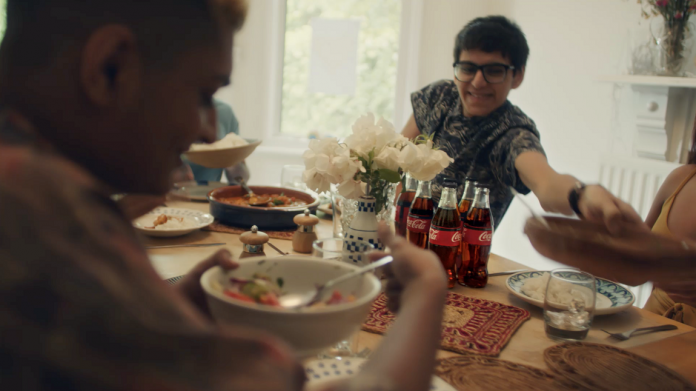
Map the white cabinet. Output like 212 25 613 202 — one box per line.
598 75 696 163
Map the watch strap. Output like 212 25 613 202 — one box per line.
568 182 586 216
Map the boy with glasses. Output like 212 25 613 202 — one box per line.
402 16 644 232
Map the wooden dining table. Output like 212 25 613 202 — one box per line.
147 200 696 384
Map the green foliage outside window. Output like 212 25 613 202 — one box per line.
281 0 401 138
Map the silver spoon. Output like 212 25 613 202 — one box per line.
278 256 394 309
510 187 550 229
236 176 270 206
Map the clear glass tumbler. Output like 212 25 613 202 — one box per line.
544 268 596 341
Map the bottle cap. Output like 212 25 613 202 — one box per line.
293 209 319 226
240 225 269 245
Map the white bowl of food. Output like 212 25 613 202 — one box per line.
184 134 261 169
133 207 214 237
201 256 381 357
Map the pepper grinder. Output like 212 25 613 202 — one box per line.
239 225 269 259
293 209 319 253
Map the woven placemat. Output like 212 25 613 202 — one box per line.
362 292 530 356
544 343 696 391
203 221 294 240
436 356 576 391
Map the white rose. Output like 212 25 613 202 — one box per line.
303 168 332 193
330 153 361 183
352 113 376 133
303 149 317 170
398 141 424 172
374 146 401 171
337 179 365 199
404 140 454 181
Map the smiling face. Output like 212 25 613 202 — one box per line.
454 49 524 118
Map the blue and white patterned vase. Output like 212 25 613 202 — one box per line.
343 196 382 266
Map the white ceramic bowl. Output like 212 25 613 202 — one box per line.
184 139 261 169
201 256 381 358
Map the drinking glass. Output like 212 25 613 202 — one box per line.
312 238 374 266
312 238 374 357
281 165 306 190
330 191 345 238
544 268 596 341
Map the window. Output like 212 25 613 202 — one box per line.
280 0 401 139
0 0 5 40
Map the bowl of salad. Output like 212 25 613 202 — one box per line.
201 256 381 357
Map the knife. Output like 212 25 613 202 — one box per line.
146 243 226 250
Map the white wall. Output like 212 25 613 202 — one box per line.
217 0 651 270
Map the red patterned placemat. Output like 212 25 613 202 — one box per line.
203 222 295 240
362 292 530 356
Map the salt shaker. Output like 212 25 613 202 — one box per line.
293 209 319 253
239 225 269 259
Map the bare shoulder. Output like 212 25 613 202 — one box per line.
656 164 696 198
668 164 696 240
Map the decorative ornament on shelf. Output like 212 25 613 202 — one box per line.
302 113 453 251
639 0 696 76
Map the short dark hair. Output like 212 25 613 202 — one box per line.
453 16 529 71
1 0 247 70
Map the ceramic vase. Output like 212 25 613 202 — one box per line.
343 196 382 265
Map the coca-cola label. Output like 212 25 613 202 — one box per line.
429 224 462 247
462 226 493 246
407 214 431 233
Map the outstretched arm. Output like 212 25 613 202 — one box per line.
515 151 646 233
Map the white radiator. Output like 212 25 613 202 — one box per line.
598 155 681 307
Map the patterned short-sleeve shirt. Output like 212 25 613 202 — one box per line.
411 80 545 229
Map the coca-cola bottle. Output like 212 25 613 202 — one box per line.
395 173 417 237
457 178 477 284
429 181 461 289
406 180 433 249
459 185 493 288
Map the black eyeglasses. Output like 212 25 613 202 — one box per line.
453 61 515 84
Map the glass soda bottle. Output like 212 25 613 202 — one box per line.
457 178 477 284
460 185 493 288
429 181 462 289
395 173 417 237
406 180 433 249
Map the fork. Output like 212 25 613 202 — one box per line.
601 324 678 341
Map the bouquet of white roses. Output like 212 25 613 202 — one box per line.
302 113 453 213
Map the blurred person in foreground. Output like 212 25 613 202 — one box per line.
401 16 645 233
641 127 696 326
0 1 447 390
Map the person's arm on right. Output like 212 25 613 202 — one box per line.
328 224 447 391
401 114 421 140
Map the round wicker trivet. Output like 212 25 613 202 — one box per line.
544 343 696 391
435 356 576 391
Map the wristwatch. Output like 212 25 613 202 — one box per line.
568 181 586 217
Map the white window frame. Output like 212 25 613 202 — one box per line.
238 0 423 153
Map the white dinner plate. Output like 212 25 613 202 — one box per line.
133 207 214 238
506 271 636 316
304 358 455 391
